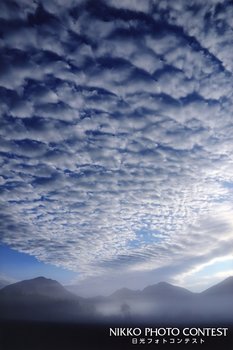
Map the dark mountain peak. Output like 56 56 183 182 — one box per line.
157 281 172 287
26 276 61 287
142 281 193 298
26 276 55 283
33 276 50 281
110 287 140 299
0 277 96 322
0 276 74 300
202 276 233 296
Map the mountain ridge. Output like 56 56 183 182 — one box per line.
0 276 77 300
2 275 233 298
1 276 232 323
107 276 233 298
141 281 194 299
201 275 233 296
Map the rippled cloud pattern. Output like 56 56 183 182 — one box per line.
0 0 233 283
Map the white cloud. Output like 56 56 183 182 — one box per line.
105 0 152 13
0 0 233 290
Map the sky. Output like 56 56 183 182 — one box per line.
0 0 233 296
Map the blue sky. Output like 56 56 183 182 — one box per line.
0 244 76 284
0 0 233 296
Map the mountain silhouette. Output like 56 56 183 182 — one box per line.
110 287 140 299
0 276 75 300
201 276 233 296
142 281 193 299
0 276 233 323
87 277 233 322
0 276 95 322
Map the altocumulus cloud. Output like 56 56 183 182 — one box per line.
0 0 233 283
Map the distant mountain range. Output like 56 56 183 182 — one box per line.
0 276 233 323
108 276 233 300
